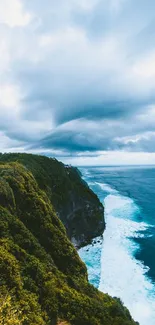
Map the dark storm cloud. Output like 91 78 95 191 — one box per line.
14 56 155 127
31 111 155 154
34 130 114 152
1 0 155 157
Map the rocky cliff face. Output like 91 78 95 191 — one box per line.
0 153 138 325
0 153 105 247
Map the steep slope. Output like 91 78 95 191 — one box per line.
0 154 138 325
0 153 104 247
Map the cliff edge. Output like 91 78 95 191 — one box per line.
0 153 105 247
0 153 138 325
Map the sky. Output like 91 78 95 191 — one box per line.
1 0 155 165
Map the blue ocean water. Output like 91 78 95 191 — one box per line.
78 166 155 325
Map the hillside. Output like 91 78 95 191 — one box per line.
0 153 138 325
0 153 105 247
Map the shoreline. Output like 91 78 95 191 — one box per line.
78 171 155 325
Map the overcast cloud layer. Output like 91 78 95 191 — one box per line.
1 0 155 164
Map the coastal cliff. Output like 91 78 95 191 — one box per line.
0 153 138 325
0 153 104 247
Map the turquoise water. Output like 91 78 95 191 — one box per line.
78 166 155 325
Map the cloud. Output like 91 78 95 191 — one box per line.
60 151 155 166
1 0 155 164
0 0 32 27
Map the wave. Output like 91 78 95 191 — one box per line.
78 237 102 288
79 177 155 325
100 185 155 325
95 182 118 194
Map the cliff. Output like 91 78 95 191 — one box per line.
0 153 105 247
0 153 138 325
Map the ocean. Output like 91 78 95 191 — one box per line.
78 166 155 325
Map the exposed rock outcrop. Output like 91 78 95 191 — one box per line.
0 153 105 247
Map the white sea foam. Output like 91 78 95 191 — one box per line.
79 177 155 325
99 188 155 325
96 182 118 194
79 237 102 287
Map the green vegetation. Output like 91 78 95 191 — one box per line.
0 153 105 247
0 153 138 325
